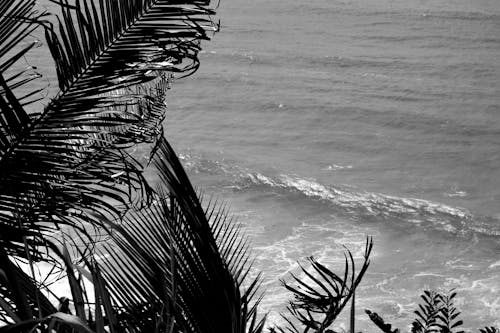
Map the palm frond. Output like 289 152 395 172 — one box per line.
0 311 93 333
0 1 268 332
275 237 373 333
207 199 267 333
0 245 59 323
149 136 264 332
0 0 217 327
15 136 265 332
0 0 218 260
45 0 216 93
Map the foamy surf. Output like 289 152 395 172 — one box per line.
177 151 500 239
238 172 500 238
173 150 500 330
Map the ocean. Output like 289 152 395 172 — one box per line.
163 0 500 330
23 0 500 331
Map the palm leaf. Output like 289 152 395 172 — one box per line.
0 0 216 258
0 311 94 333
275 237 373 333
151 137 263 332
0 245 59 323
6 135 266 332
0 1 267 332
0 0 217 326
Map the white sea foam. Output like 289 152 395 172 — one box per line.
175 153 500 329
178 149 481 236
250 219 377 327
324 164 353 170
275 174 470 233
446 190 468 198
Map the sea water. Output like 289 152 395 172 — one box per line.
163 0 500 331
22 0 500 331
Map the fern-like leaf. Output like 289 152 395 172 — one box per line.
480 327 500 333
411 290 441 333
436 289 464 333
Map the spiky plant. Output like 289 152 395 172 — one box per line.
0 0 265 332
270 237 373 333
410 290 442 333
435 290 463 333
367 289 465 333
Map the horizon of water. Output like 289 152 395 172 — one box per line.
163 0 500 330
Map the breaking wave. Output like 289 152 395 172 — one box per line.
178 152 500 238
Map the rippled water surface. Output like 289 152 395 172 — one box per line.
164 0 500 330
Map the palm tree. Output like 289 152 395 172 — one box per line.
0 0 264 332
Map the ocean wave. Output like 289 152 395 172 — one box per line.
347 9 499 22
201 49 415 71
286 6 500 22
200 50 278 66
178 152 500 238
418 11 500 22
306 55 410 70
242 173 469 229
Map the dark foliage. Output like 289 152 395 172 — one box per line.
271 237 373 333
367 289 466 333
435 290 463 333
411 290 442 333
0 0 264 332
365 310 399 333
